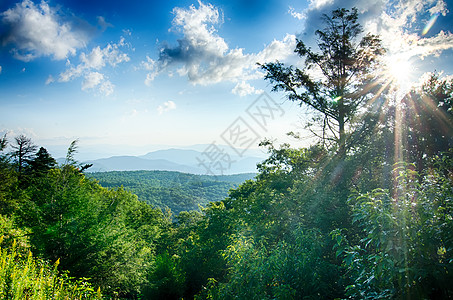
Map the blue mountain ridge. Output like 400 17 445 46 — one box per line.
82 148 263 174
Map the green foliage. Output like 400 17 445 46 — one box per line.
334 159 453 299
227 142 353 243
0 139 176 298
402 73 453 173
22 165 167 297
144 252 185 300
0 240 102 299
0 162 19 216
172 202 237 299
88 170 255 215
0 214 30 252
203 229 340 300
193 143 351 298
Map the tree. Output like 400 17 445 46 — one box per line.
334 156 453 299
63 139 92 172
10 134 37 175
401 73 453 173
0 135 9 169
0 135 7 153
0 136 17 215
26 147 57 177
260 8 385 156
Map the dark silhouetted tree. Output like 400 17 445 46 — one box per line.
0 135 8 167
10 134 37 176
26 147 57 176
260 8 385 156
0 135 7 152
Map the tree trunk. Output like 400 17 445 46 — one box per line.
338 98 346 158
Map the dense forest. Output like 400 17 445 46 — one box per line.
0 7 452 299
87 171 255 215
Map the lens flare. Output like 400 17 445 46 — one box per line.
422 13 438 36
385 55 414 95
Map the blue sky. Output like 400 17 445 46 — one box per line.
1 0 453 159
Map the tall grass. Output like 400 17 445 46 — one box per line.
0 237 102 299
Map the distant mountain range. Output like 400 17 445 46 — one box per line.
82 148 264 175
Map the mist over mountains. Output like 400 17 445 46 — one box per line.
79 147 265 175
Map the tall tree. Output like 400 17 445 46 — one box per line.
0 135 6 152
10 134 37 175
401 73 453 173
0 135 16 215
63 139 92 172
0 135 8 167
260 8 385 156
26 147 57 176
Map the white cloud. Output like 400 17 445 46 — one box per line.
82 72 104 90
429 0 448 16
141 0 451 93
367 0 453 62
0 66 2 74
232 81 263 97
81 72 114 96
141 56 158 86
255 34 298 63
309 0 335 9
296 0 453 83
157 100 176 114
57 37 129 95
99 80 114 96
143 1 297 91
288 6 305 20
142 56 156 71
1 0 88 61
1 127 38 139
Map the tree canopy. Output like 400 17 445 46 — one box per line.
261 8 385 155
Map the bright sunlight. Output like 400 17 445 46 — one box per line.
385 54 415 94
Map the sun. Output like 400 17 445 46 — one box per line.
384 55 415 94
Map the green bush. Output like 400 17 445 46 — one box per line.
0 239 102 299
333 161 453 299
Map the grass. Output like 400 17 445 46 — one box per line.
0 237 102 299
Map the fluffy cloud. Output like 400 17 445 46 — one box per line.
1 0 89 61
308 0 335 10
288 6 305 20
143 1 297 89
157 100 177 114
57 37 129 95
232 81 263 97
81 71 114 95
0 127 38 139
374 0 451 57
82 71 103 90
142 56 158 86
0 65 2 74
291 0 452 64
0 0 125 96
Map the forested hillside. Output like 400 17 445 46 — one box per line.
87 171 255 215
0 7 452 300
